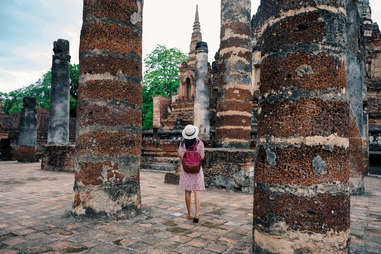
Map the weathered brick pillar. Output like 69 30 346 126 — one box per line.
48 39 71 145
194 41 210 140
72 0 143 218
253 1 350 253
347 0 367 194
215 0 252 149
41 39 75 172
17 97 37 162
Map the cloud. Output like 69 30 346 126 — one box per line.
0 69 45 93
0 0 82 93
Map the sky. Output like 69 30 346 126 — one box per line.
0 0 380 93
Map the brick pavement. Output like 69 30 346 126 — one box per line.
0 161 380 253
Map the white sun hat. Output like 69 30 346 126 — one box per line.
182 124 199 140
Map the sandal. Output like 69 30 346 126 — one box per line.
193 217 199 223
187 215 193 220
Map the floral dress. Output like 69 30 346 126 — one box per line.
178 140 206 191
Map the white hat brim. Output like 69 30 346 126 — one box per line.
182 125 199 139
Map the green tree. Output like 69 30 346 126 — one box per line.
69 64 79 116
142 45 188 130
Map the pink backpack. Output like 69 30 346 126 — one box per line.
182 140 201 174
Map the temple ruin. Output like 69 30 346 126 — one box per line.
0 0 381 252
16 97 38 162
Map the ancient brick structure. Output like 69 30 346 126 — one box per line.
0 106 19 160
145 4 256 192
200 0 255 192
48 39 71 145
360 0 381 175
194 41 210 140
16 97 38 162
72 0 143 218
0 105 76 161
215 0 252 149
41 39 75 172
204 148 254 192
152 95 170 130
141 136 180 171
252 1 350 252
154 6 206 130
41 145 75 172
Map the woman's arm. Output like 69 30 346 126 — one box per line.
198 140 205 160
178 142 185 161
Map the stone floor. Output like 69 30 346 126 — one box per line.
0 162 380 254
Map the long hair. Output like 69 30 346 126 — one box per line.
181 138 197 150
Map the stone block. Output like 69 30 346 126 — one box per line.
204 148 254 192
16 146 37 163
164 172 180 185
41 145 75 172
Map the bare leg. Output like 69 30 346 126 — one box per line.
194 190 200 219
185 190 192 218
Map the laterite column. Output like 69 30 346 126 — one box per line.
17 97 37 162
48 39 71 145
215 0 252 149
41 39 75 172
72 0 143 218
253 1 350 252
194 41 210 140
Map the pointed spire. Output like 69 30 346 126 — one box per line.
193 4 200 33
188 4 202 67
195 4 199 23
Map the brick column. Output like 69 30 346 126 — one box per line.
72 0 143 218
17 97 37 162
194 41 210 140
48 39 71 145
215 0 252 149
42 39 75 172
253 1 350 252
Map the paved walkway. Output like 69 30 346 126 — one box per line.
0 162 380 254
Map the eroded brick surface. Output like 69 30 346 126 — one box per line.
258 99 349 138
255 145 349 186
204 149 255 193
215 0 252 148
253 188 350 233
41 145 75 172
73 0 143 218
253 1 350 252
260 52 347 92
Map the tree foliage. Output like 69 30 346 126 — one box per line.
1 64 79 116
142 45 187 130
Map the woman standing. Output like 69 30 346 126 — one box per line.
178 125 205 223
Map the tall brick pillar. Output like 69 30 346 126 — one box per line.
17 97 37 162
194 41 210 140
253 1 350 252
72 0 143 218
215 0 252 149
42 39 75 172
48 39 71 145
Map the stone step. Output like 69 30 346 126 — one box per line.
141 162 178 171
